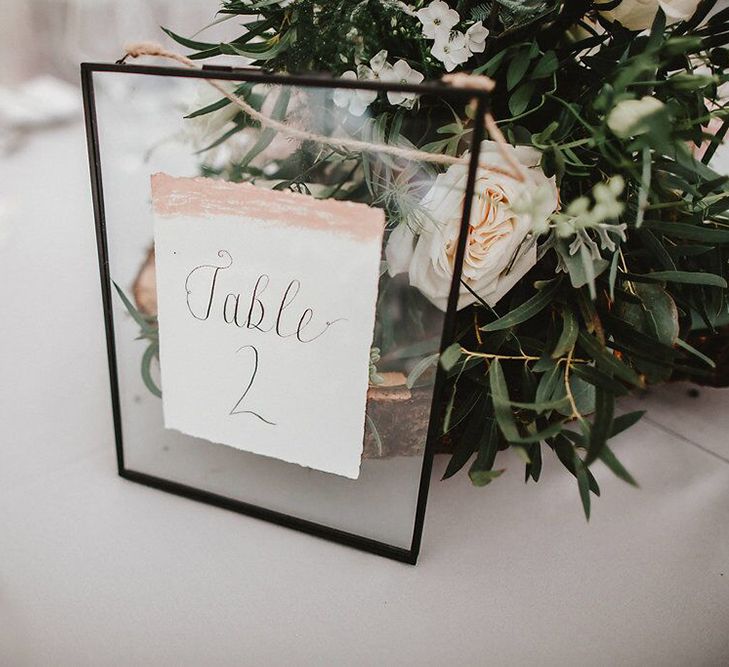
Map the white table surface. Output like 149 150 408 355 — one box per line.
1 112 729 666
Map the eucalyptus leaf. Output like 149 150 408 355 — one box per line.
552 307 579 358
577 331 644 388
141 342 162 398
585 386 614 465
407 353 439 388
643 220 729 243
468 468 505 487
625 271 727 288
598 444 639 487
490 360 567 442
440 343 463 372
481 279 561 332
237 87 291 168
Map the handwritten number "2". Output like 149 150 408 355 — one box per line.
229 345 276 425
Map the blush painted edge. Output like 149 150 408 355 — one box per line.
151 173 385 243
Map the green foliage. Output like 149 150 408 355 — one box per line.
164 0 729 514
113 283 161 397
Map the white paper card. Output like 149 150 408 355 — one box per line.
151 174 385 479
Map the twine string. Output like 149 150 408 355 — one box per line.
121 42 527 182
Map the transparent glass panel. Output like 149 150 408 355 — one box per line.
90 68 475 551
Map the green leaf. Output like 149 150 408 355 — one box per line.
525 441 543 482
555 374 595 417
443 402 489 480
184 83 256 120
604 314 678 362
185 96 232 119
577 331 644 388
160 27 217 50
442 382 458 434
571 364 630 396
490 359 521 442
187 46 224 61
598 444 638 487
196 119 249 154
510 395 571 413
237 87 291 168
513 445 531 464
406 353 439 388
642 220 729 243
675 338 716 368
440 343 463 372
490 360 566 443
473 48 507 75
531 51 558 79
383 336 440 361
553 434 600 496
113 282 156 337
507 50 532 91
468 418 502 486
552 306 578 358
610 410 645 437
141 342 162 398
226 29 292 61
616 285 679 383
626 271 727 288
554 239 608 293
585 387 614 465
609 249 619 301
648 7 667 48
509 82 535 116
574 452 591 520
638 229 675 271
480 279 561 332
535 362 564 405
365 414 383 457
468 468 505 487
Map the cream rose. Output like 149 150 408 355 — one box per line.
599 0 700 31
385 141 558 311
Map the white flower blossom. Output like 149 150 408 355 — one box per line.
415 3 489 71
607 96 665 138
416 0 460 40
334 50 393 117
360 49 393 81
332 70 377 116
465 20 489 53
334 51 426 112
381 59 425 106
431 31 471 72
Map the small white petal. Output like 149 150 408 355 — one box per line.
385 224 417 276
369 50 389 74
466 20 489 53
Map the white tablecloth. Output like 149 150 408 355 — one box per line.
1 114 728 666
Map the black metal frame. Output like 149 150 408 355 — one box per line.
81 61 489 564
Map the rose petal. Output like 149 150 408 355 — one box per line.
385 224 417 276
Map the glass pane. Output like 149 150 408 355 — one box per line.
90 67 475 551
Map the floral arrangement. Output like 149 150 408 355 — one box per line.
151 0 729 516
